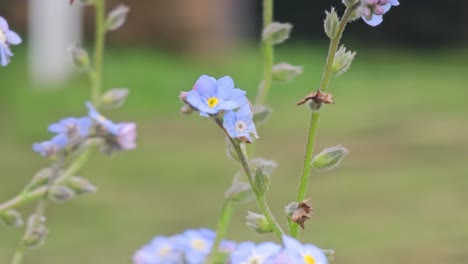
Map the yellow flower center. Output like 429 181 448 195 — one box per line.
97 115 107 123
207 97 219 108
158 245 171 256
247 255 264 264
0 29 6 43
303 254 316 264
191 239 206 251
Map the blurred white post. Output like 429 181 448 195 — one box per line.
29 0 82 86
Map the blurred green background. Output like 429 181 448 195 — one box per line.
1 44 467 263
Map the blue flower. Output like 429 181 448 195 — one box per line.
230 241 282 264
223 104 259 143
133 235 184 264
0 16 22 66
85 101 119 135
32 134 68 157
176 228 215 264
186 75 248 117
48 117 92 138
360 0 399 26
281 235 328 264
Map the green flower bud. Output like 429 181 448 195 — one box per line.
48 186 76 202
272 63 303 82
252 104 272 125
332 45 356 77
245 211 273 234
23 215 48 249
262 22 293 45
101 88 129 109
324 8 340 39
69 46 90 69
106 5 130 31
253 165 271 196
251 158 277 176
312 145 349 170
67 177 97 195
0 210 24 228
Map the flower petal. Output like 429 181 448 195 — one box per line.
362 14 383 26
6 30 22 45
215 76 235 99
0 16 8 31
193 75 217 98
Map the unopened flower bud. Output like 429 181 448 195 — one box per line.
312 145 349 170
23 214 48 249
106 5 130 31
225 181 253 203
69 46 90 69
253 165 272 196
324 8 339 39
101 88 129 109
245 211 273 234
67 177 97 195
272 63 303 82
48 185 76 202
323 249 336 261
262 22 293 45
0 210 24 228
252 104 272 125
332 46 356 77
250 158 277 176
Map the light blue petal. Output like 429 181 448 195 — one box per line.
0 46 9 66
215 76 235 100
256 242 281 255
303 244 328 264
193 75 217 98
382 3 392 13
187 90 216 115
362 14 383 26
52 134 68 147
223 110 238 138
0 16 8 31
6 30 22 45
282 235 303 251
236 103 252 121
389 0 399 6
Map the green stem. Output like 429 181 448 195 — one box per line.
255 0 274 105
92 0 106 106
290 2 360 238
10 249 24 264
205 200 234 264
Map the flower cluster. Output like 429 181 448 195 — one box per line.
359 0 399 26
0 16 21 67
33 102 136 157
133 228 328 264
180 75 258 143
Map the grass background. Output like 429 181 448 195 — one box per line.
0 44 467 263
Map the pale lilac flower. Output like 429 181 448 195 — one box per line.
176 228 215 264
32 134 68 157
186 75 248 117
115 122 136 150
360 0 399 26
0 16 22 66
48 117 92 138
85 101 119 135
230 241 282 264
281 236 328 264
133 235 184 264
223 104 259 143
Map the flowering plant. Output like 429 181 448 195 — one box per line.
0 0 399 263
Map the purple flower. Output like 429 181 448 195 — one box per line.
0 16 22 66
223 104 259 143
186 75 248 117
32 134 68 157
86 101 119 135
360 0 399 26
281 236 328 264
133 235 184 264
115 122 137 150
48 117 92 138
230 241 282 264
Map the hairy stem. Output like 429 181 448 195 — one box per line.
205 200 234 264
290 2 361 238
255 0 274 105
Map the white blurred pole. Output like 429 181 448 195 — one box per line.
29 0 82 86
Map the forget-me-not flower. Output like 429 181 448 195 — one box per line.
360 0 399 26
0 16 22 66
86 101 119 134
48 117 93 138
176 228 215 264
186 75 248 117
114 122 137 150
230 241 282 264
32 134 68 157
133 235 184 264
223 103 259 143
281 235 328 264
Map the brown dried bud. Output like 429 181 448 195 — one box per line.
287 199 314 229
297 90 334 106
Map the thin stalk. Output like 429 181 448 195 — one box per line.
290 2 361 238
255 0 274 105
91 0 106 106
205 200 234 264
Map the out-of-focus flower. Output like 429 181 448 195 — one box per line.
114 122 137 150
48 117 92 138
133 235 184 264
32 134 68 157
223 104 259 143
185 75 248 117
281 236 328 264
176 228 215 264
230 241 282 264
0 16 22 66
86 101 119 134
360 0 399 26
